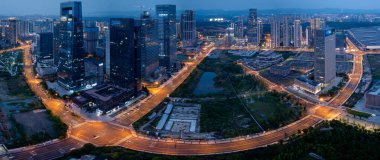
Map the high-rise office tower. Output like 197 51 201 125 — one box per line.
0 20 4 41
310 18 324 31
57 1 85 91
234 16 244 38
84 58 104 84
293 20 302 48
105 28 111 77
225 25 234 47
247 9 258 45
176 22 181 40
257 20 263 45
5 18 17 46
53 21 61 66
110 18 141 93
309 18 325 47
37 32 54 61
314 28 336 84
180 10 197 47
156 4 177 70
139 11 160 80
83 21 99 55
305 26 310 47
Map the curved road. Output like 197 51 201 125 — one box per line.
1 46 363 159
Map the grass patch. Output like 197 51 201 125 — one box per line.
347 108 372 119
6 114 53 149
199 98 262 138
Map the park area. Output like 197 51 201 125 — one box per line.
170 50 303 138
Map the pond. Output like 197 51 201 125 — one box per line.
193 72 222 95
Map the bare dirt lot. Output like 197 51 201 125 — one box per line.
14 111 56 137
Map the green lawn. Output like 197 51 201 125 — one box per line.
199 98 262 138
248 92 300 129
347 108 372 119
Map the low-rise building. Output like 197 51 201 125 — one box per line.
347 27 380 51
240 51 284 70
156 103 201 133
293 76 322 94
36 60 57 78
71 84 134 115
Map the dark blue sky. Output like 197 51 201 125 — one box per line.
1 0 380 15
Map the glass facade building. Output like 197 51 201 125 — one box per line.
314 28 336 84
57 1 86 91
156 4 177 70
110 18 141 93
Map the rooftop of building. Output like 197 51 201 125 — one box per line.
368 81 380 96
258 51 283 59
296 76 321 87
271 65 290 70
80 84 130 102
348 26 380 48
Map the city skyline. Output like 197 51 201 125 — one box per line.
2 0 380 15
1 1 380 159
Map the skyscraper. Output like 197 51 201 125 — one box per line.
180 10 197 47
305 26 310 47
139 11 160 80
105 28 110 77
176 22 181 40
53 21 61 66
156 4 177 70
37 32 54 61
225 24 234 47
270 16 292 48
293 20 302 48
83 21 99 55
17 20 30 38
234 16 244 38
247 9 258 45
57 1 85 91
314 28 336 84
309 18 325 47
257 20 263 45
5 18 17 46
110 18 140 93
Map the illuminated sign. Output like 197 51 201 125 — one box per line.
158 13 168 17
325 29 335 37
